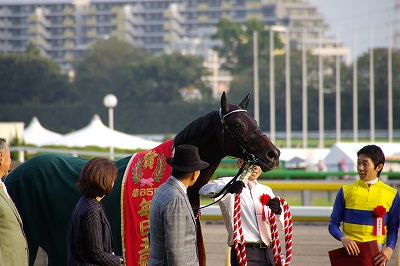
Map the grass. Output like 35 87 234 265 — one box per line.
201 190 337 207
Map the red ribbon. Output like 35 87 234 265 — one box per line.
260 194 271 222
373 205 386 236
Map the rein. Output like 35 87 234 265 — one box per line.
195 158 252 211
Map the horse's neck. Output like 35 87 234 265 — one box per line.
173 110 225 184
174 110 225 164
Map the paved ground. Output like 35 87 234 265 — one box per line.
34 221 399 266
202 221 399 266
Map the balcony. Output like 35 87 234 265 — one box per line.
86 18 97 26
197 3 209 11
87 7 97 15
197 15 208 23
63 19 74 27
111 6 122 13
63 30 75 38
28 26 39 34
63 41 74 50
86 30 97 38
63 7 74 16
221 3 231 10
0 31 12 39
246 2 262 9
64 52 74 62
246 14 263 21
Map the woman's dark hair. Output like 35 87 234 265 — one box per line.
357 145 385 177
78 157 118 198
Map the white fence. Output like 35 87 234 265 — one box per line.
201 206 333 222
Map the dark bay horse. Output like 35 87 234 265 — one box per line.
5 92 280 266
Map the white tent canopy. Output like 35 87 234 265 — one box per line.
42 114 161 150
279 148 330 170
323 142 400 172
24 116 63 146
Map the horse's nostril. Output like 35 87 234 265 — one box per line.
266 149 279 162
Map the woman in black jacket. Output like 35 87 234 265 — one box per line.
67 157 124 266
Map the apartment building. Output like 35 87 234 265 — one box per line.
0 0 349 95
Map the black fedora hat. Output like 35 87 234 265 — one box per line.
166 144 209 172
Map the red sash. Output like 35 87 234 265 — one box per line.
121 139 173 265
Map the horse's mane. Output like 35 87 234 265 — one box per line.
173 110 218 146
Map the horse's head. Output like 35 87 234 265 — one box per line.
219 92 280 172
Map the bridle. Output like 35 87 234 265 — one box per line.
219 108 266 161
196 108 267 208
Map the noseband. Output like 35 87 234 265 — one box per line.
194 109 267 210
219 108 266 160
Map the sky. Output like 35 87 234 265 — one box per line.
306 0 397 59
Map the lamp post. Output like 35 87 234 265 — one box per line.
103 94 118 160
253 31 260 125
268 25 289 147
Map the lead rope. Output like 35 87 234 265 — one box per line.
233 193 248 266
232 161 256 266
270 197 293 266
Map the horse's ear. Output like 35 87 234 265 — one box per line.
237 92 251 110
221 91 229 115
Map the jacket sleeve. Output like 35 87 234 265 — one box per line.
328 188 345 241
386 192 400 250
164 197 196 265
199 177 232 197
81 209 121 266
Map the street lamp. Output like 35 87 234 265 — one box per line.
103 94 118 160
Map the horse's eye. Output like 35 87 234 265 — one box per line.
232 121 247 135
233 123 242 129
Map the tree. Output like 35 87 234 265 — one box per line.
125 52 210 104
354 48 400 130
73 37 149 106
25 42 41 56
0 54 72 105
211 18 284 74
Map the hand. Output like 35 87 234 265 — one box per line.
373 247 393 266
228 181 245 194
340 236 360 256
267 198 281 214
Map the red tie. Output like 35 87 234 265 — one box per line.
248 181 271 246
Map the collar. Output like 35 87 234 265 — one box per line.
365 178 379 186
247 180 259 188
172 176 187 194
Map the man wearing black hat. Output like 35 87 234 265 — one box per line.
148 144 209 266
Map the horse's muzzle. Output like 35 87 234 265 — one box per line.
258 148 280 172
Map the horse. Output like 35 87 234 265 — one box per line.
5 92 280 266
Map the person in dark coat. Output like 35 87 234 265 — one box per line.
67 157 124 266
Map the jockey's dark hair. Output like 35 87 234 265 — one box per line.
78 157 117 198
357 145 385 177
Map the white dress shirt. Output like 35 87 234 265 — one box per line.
199 176 284 246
